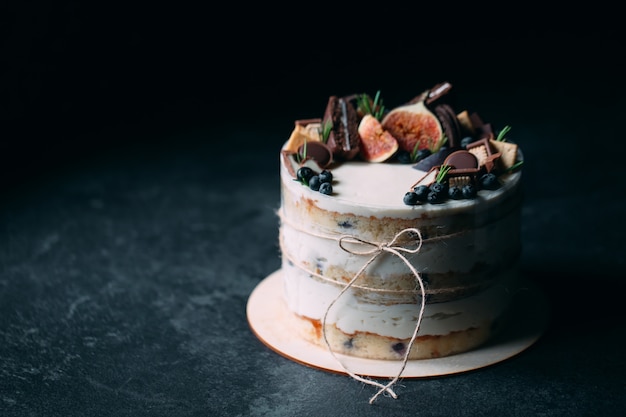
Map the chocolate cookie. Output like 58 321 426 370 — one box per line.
433 103 463 148
323 95 361 161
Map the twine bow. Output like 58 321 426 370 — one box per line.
321 228 427 404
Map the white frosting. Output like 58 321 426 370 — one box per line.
279 210 520 275
279 142 523 339
280 154 522 219
283 262 518 338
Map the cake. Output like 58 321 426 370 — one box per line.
277 82 524 363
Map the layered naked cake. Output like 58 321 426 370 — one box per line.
278 82 524 361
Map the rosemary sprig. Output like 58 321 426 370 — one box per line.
410 142 420 162
357 91 385 120
496 125 512 141
320 120 333 144
435 164 451 183
409 135 448 163
438 134 448 150
296 139 307 164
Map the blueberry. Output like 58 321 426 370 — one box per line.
403 191 419 205
430 181 448 195
319 182 333 195
297 166 315 183
448 186 463 200
480 173 500 190
396 150 412 164
428 181 448 203
427 190 445 204
460 136 475 148
462 183 477 199
416 148 432 162
308 175 321 191
318 169 333 183
413 185 430 201
392 342 406 355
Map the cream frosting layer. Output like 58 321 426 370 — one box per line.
280 152 522 219
279 209 521 276
282 261 519 338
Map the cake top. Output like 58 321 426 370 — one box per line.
281 82 523 210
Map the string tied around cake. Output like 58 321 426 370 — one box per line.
322 227 427 404
338 227 423 256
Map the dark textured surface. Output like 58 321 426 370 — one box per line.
2 4 626 416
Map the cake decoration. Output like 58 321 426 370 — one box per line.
276 81 525 403
323 95 361 160
281 81 523 205
381 91 447 153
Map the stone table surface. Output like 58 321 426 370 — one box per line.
2 101 626 416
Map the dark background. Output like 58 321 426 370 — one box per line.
2 3 626 416
3 3 624 186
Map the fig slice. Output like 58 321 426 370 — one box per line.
381 98 445 154
357 114 399 163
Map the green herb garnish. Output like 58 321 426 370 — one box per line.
357 91 385 120
320 120 333 144
410 142 420 162
296 139 307 164
409 134 448 162
496 125 512 141
438 134 448 150
435 164 451 183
